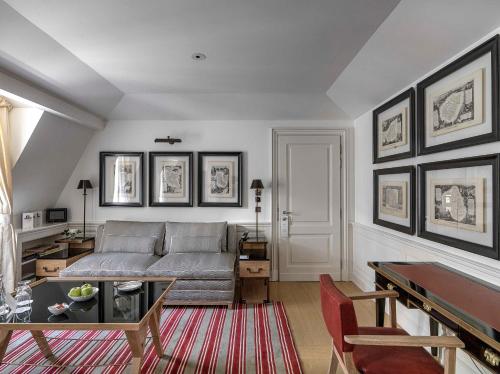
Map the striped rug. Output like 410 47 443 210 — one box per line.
0 302 302 373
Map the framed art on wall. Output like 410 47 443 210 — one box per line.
198 152 242 207
149 152 193 207
99 152 144 207
417 35 500 155
373 88 415 163
418 154 499 260
373 166 415 235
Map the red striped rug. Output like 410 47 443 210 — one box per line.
0 302 302 373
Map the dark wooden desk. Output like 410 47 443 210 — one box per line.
369 262 500 373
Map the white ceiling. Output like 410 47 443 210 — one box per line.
3 0 500 121
4 0 398 95
327 0 500 118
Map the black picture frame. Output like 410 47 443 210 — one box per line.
417 35 500 155
418 154 499 260
373 166 416 235
198 152 243 207
148 152 193 207
99 151 145 207
373 88 415 163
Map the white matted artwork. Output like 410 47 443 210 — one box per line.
417 36 499 155
425 165 493 247
149 152 192 206
199 152 242 206
208 161 233 198
380 181 407 218
428 69 484 137
374 167 415 235
100 152 144 206
378 172 411 228
429 177 484 233
373 88 414 163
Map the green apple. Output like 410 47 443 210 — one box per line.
81 287 94 296
81 283 92 289
69 287 81 297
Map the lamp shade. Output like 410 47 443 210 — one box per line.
250 179 264 189
77 179 93 189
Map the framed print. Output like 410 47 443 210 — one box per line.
149 152 193 207
418 154 499 260
99 152 144 207
417 35 500 155
373 88 415 163
373 166 415 235
198 152 242 207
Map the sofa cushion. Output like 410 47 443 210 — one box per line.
102 235 156 254
146 253 235 279
163 222 227 255
169 235 221 254
60 253 160 277
100 221 166 256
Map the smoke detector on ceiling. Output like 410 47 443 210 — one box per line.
191 52 207 61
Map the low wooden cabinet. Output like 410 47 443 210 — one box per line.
239 260 270 304
36 251 91 278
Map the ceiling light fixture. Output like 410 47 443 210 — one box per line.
191 52 207 61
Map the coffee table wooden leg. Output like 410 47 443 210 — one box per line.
0 330 12 361
125 325 148 374
31 331 54 359
148 308 163 357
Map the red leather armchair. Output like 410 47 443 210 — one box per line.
319 274 464 374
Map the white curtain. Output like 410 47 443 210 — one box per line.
0 97 15 292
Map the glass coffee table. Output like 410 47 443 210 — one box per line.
0 277 175 373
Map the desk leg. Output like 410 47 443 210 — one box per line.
376 298 385 327
429 318 439 357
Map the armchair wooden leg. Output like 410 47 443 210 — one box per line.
389 298 397 328
328 346 339 374
375 298 385 327
443 347 456 374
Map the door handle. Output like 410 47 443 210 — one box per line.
282 210 291 215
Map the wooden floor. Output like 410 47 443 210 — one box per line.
270 281 380 374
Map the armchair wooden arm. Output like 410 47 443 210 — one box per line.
348 290 399 300
348 290 399 328
344 335 464 348
344 335 464 374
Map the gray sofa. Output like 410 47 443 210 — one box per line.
60 220 238 306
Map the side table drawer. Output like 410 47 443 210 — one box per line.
240 261 270 278
36 259 66 277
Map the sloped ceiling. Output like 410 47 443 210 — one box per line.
12 112 94 217
327 0 500 119
2 0 399 120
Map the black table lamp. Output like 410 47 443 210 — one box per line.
250 179 264 241
77 179 93 239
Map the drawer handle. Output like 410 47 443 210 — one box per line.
246 267 263 274
484 348 500 367
386 283 395 290
43 266 59 273
422 303 432 313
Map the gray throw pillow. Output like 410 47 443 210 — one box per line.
169 235 221 253
101 235 156 254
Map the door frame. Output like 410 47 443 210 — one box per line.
271 128 352 281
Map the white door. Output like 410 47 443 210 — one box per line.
276 132 342 281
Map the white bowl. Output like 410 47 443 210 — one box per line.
116 281 142 293
48 303 68 315
67 287 99 302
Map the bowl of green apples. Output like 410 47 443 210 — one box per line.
67 283 99 302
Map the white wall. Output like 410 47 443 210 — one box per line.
352 30 500 374
57 120 352 226
13 112 95 226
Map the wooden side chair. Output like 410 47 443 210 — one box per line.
319 274 464 374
